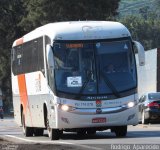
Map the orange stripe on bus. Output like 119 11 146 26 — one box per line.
17 74 33 126
17 74 28 114
16 38 23 46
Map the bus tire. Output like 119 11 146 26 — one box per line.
22 111 34 137
114 126 127 137
34 128 44 136
77 129 86 137
87 130 96 135
0 114 3 119
49 129 61 140
45 109 61 140
142 110 149 124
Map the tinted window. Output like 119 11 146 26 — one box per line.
12 45 23 75
148 93 160 100
53 39 137 95
12 36 44 75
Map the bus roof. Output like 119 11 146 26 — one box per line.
13 21 131 47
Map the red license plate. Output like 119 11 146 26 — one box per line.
92 118 106 123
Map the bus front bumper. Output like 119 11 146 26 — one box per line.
55 105 139 129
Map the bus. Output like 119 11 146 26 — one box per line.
11 21 145 140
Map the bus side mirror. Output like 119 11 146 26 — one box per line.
134 41 145 66
46 44 54 68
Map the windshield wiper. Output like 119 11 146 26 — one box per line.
101 70 120 98
75 70 93 99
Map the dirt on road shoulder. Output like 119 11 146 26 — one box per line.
0 137 90 150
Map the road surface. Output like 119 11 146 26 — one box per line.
0 117 160 150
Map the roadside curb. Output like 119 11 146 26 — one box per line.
136 124 160 129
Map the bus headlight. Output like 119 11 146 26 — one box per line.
61 105 69 111
60 104 75 112
127 102 135 108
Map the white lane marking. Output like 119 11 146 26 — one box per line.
5 135 102 150
5 135 73 144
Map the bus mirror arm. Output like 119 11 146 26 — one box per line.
46 44 54 68
133 41 145 66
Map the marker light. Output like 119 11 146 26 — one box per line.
127 102 135 108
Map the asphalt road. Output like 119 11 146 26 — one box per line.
0 117 160 150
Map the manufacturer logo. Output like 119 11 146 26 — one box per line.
96 100 102 107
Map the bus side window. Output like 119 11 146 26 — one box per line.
12 45 23 75
11 48 15 61
22 36 44 74
11 48 16 75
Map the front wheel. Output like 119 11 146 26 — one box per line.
77 129 86 137
45 110 61 140
87 130 96 135
22 111 34 137
0 114 3 119
114 126 127 137
49 129 62 140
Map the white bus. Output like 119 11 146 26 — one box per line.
11 21 145 140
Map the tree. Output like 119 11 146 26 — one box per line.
154 0 160 18
119 15 160 50
0 0 26 112
20 0 120 32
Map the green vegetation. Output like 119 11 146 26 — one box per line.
117 0 160 50
119 16 160 50
21 0 120 32
0 0 120 113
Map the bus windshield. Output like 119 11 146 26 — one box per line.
53 39 137 97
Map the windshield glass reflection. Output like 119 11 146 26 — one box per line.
53 43 97 94
53 39 137 96
97 40 136 94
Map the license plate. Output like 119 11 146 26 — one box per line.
92 118 106 123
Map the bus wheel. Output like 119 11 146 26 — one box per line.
45 113 61 140
77 129 86 137
34 128 44 136
22 112 33 137
49 129 61 140
0 114 3 119
87 130 96 135
114 126 127 137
